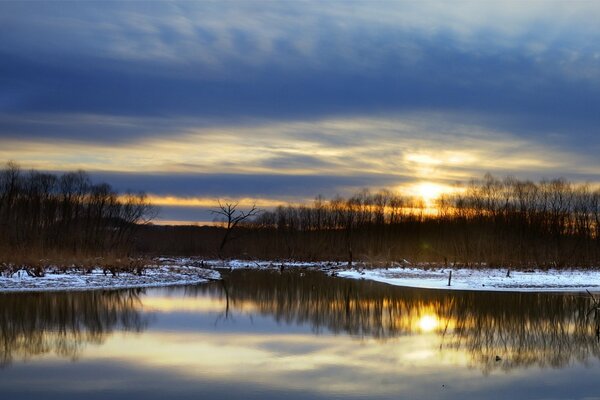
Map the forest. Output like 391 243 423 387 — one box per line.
234 173 600 267
138 174 600 268
0 162 154 265
3 162 600 269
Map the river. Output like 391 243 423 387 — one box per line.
1 269 599 399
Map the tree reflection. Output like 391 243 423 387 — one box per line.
192 270 600 372
0 289 148 367
3 271 600 373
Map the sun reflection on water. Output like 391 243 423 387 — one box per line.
417 314 439 333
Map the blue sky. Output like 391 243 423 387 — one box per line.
2 1 600 223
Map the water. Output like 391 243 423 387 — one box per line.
1 269 600 399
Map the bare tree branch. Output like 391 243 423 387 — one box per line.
211 201 262 259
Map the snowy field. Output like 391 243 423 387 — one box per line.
3 257 600 293
0 265 220 292
337 267 600 292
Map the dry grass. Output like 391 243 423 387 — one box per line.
0 249 154 278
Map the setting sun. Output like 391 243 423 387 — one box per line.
404 182 455 208
416 183 445 202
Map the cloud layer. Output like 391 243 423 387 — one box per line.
2 1 600 222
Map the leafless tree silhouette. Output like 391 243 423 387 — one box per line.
0 161 156 261
211 201 260 259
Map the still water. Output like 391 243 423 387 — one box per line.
1 270 600 399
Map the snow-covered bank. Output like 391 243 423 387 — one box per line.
199 259 600 292
157 257 322 270
4 256 600 293
336 267 600 292
0 256 314 293
161 258 600 292
0 265 220 293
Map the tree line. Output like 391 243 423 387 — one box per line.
0 162 155 259
196 173 600 268
4 159 600 269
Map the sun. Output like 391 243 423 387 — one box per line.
416 182 445 203
397 181 455 212
408 182 453 208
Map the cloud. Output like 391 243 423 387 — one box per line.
2 1 600 222
3 113 597 190
93 171 393 199
2 1 600 129
3 2 600 72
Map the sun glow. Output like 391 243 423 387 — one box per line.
416 182 446 203
404 182 455 209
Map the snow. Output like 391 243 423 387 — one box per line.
158 258 328 270
204 259 600 293
212 259 325 269
4 257 600 293
194 259 600 293
336 267 600 292
0 265 220 293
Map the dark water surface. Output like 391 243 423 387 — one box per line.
1 270 600 399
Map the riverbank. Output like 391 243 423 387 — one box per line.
336 266 600 292
2 258 600 292
0 264 220 292
196 259 600 292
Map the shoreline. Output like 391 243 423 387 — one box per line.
0 264 221 293
336 267 600 293
2 258 600 293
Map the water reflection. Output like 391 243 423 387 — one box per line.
189 270 600 372
1 270 599 375
0 289 148 367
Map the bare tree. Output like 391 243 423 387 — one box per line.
211 201 261 259
0 162 157 258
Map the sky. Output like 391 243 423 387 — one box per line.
2 1 600 224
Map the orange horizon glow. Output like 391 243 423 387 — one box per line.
151 219 217 226
146 182 462 225
144 195 297 209
144 182 460 209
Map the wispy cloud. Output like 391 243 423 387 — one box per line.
3 2 600 78
2 113 596 185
